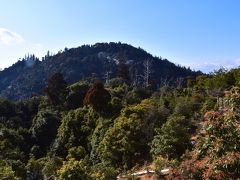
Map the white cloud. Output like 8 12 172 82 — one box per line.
183 59 240 73
0 28 24 45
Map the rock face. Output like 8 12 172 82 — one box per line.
0 42 201 100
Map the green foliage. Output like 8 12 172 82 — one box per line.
108 97 123 116
65 81 89 109
67 146 86 160
107 77 127 89
0 42 200 100
154 156 178 176
125 87 151 105
0 160 20 180
90 163 118 180
174 100 194 117
98 99 157 169
172 87 240 179
90 118 114 163
42 156 63 179
26 156 45 180
53 107 98 157
186 76 195 88
2 65 240 178
30 109 60 151
57 158 91 180
0 128 26 162
151 115 191 159
200 97 217 114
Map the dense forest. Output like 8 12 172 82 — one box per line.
0 42 201 100
0 43 240 180
1 54 240 179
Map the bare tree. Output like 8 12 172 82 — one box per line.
104 71 112 84
175 77 184 89
143 59 153 88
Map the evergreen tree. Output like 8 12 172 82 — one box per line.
44 73 68 105
84 81 111 113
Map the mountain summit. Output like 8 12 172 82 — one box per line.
0 42 201 100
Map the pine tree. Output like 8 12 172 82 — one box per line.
84 81 111 112
44 73 68 105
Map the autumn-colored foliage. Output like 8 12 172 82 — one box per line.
171 87 240 179
84 81 111 112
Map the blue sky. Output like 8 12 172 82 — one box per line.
1 0 240 72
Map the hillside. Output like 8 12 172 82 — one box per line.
0 42 201 100
1 67 240 179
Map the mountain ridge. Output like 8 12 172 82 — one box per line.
0 42 201 100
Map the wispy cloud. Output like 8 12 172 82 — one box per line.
182 59 240 73
0 28 24 45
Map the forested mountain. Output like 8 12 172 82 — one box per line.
2 42 240 179
1 59 240 179
0 42 201 100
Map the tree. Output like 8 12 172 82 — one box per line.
171 87 240 179
57 158 91 180
186 76 195 88
30 110 60 151
84 81 111 113
117 63 129 81
42 156 63 179
44 73 68 105
151 115 191 159
26 156 45 180
98 99 157 169
116 52 130 82
143 59 153 88
53 107 98 157
65 82 89 109
0 160 19 180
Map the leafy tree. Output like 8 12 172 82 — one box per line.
42 156 62 179
66 146 86 160
0 128 26 162
151 115 191 159
53 107 98 157
57 158 91 180
65 82 89 109
174 99 194 118
26 156 45 180
90 118 114 163
90 163 118 180
98 99 157 169
125 87 151 105
30 110 60 151
0 160 19 180
107 77 126 89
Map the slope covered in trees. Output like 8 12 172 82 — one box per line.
1 67 240 179
0 42 201 100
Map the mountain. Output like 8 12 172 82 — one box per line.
0 42 201 100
